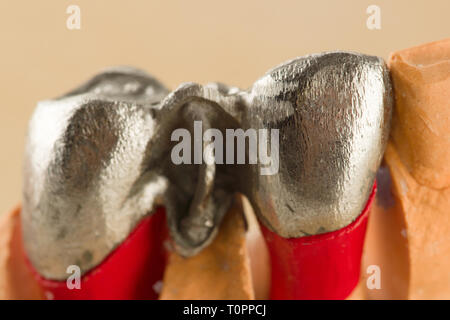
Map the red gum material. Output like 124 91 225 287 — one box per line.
26 207 167 300
261 183 376 300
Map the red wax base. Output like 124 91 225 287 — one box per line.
261 183 376 300
26 207 167 300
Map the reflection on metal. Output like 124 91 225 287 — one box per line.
22 52 392 279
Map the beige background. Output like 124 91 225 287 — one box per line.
0 0 449 215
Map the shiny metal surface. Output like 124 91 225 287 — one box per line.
22 67 172 280
243 52 392 237
23 52 392 280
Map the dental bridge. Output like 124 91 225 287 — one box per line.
21 51 392 294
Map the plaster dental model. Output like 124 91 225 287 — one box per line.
21 51 392 299
364 38 450 300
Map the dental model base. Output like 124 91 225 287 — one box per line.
363 38 450 300
21 51 392 299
